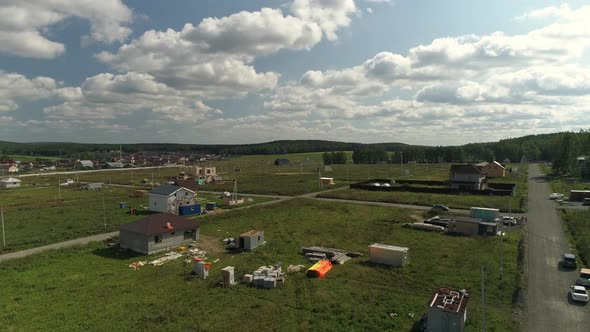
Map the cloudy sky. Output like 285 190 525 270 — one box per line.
1 0 590 146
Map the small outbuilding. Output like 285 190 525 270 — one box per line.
120 213 200 255
427 288 469 332
0 177 21 189
369 243 409 267
239 230 264 250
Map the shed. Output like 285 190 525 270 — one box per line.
569 190 590 202
369 243 409 267
239 230 264 250
427 288 469 332
0 177 21 189
120 213 200 255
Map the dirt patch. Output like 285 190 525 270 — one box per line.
410 214 425 222
197 235 226 256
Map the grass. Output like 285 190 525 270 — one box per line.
317 164 528 212
561 209 590 266
0 186 271 254
0 199 521 331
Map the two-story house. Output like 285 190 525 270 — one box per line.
449 164 487 191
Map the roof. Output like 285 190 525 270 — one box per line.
475 162 489 167
491 161 505 168
428 288 469 314
581 268 590 274
120 213 200 236
150 184 195 196
563 253 576 259
240 230 263 237
450 164 484 175
453 216 485 224
369 243 409 251
0 177 21 183
174 179 199 192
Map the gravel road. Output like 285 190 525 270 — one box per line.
526 164 589 331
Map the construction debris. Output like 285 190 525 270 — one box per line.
409 222 445 232
287 264 305 273
301 246 359 264
128 261 147 270
149 252 183 266
244 265 286 289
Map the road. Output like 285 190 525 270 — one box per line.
0 231 119 263
526 164 589 331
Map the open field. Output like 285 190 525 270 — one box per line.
539 164 590 266
0 199 522 331
561 209 590 266
0 186 271 254
318 165 528 212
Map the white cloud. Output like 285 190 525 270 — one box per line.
0 72 57 112
0 0 132 58
45 72 222 122
291 0 357 41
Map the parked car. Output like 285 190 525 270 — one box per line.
577 268 590 287
501 216 517 226
561 253 577 268
549 193 564 200
432 204 449 211
570 285 589 303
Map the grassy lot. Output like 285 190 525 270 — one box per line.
538 164 590 266
561 209 590 266
318 165 528 212
0 186 271 254
0 199 521 331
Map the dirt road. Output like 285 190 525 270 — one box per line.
526 164 589 331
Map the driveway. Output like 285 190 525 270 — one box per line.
526 164 589 331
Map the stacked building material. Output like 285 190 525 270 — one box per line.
301 246 356 264
247 265 286 289
331 252 352 265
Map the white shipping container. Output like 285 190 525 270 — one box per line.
369 243 409 267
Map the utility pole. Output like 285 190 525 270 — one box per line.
1 207 5 247
481 265 486 332
318 169 323 191
58 176 61 200
500 224 504 280
102 196 106 227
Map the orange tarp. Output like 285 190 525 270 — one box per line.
306 260 332 278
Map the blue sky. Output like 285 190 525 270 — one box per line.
1 0 589 145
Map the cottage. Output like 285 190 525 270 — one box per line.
78 160 94 169
239 230 264 250
449 164 487 191
427 288 469 332
119 213 200 255
149 185 196 214
320 177 335 185
475 161 505 178
0 177 21 189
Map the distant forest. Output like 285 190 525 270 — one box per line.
1 131 590 171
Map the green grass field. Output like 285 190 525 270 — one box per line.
0 199 522 331
561 209 590 266
0 186 270 254
317 165 528 212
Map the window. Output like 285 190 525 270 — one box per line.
155 235 162 243
184 230 194 240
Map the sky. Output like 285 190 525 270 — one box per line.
1 0 590 146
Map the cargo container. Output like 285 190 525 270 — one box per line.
369 243 409 267
178 204 201 216
469 207 500 221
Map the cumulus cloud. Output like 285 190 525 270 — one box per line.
0 72 57 112
0 0 132 58
291 0 357 41
45 72 222 122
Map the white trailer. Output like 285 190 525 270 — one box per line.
369 243 409 267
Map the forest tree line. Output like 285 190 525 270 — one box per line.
2 131 590 171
